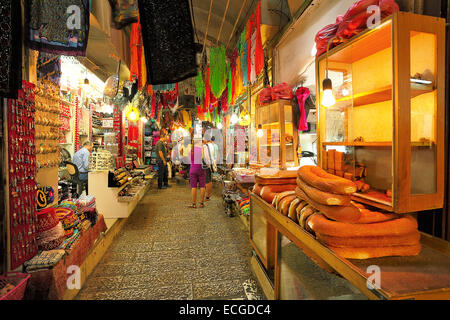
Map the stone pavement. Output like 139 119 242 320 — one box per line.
75 183 264 300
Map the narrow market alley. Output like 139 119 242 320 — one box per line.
75 184 263 300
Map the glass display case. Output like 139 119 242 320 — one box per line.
251 100 299 169
316 12 445 213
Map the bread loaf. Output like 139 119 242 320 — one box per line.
353 209 400 224
253 184 263 196
307 213 418 238
296 177 351 206
295 187 361 222
327 244 421 259
298 205 317 229
288 199 301 221
275 191 296 209
317 231 421 248
260 185 296 204
298 165 357 195
279 195 297 216
294 201 309 223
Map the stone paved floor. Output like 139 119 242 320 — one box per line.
75 182 264 300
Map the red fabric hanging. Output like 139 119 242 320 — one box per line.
221 87 228 113
296 87 310 132
150 92 156 118
254 1 264 76
230 50 237 104
130 19 143 89
204 68 211 113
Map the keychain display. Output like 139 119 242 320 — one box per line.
7 80 39 270
34 80 62 169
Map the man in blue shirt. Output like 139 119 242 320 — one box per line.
73 141 93 194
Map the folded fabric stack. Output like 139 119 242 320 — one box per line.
293 165 421 259
24 249 66 272
252 170 298 204
81 207 98 226
36 208 66 251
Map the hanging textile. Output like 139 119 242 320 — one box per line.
138 0 198 85
0 0 22 99
227 63 232 104
247 1 264 84
296 87 310 132
37 52 61 85
26 0 90 56
109 0 139 29
235 54 244 99
209 46 227 99
130 21 142 88
230 50 237 104
221 87 229 113
195 71 205 99
203 68 211 113
242 41 249 87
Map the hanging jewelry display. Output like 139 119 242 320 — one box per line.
34 80 62 169
7 80 39 270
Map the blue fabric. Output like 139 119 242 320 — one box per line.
73 147 90 173
152 83 175 92
242 41 249 87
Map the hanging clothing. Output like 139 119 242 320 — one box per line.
109 0 139 29
26 0 90 56
130 22 141 85
0 0 22 98
138 0 197 85
153 83 176 92
296 87 310 132
242 41 249 88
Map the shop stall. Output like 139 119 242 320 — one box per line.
247 11 450 300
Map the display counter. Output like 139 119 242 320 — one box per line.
249 192 450 300
88 171 152 219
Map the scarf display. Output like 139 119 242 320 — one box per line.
0 0 22 99
138 0 198 85
26 0 90 56
296 87 311 132
130 21 144 89
195 71 205 99
109 0 139 29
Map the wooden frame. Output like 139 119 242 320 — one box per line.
254 100 299 169
251 192 450 300
316 12 446 213
249 194 277 270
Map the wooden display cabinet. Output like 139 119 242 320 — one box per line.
251 100 299 169
316 12 445 213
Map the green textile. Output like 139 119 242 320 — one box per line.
227 62 232 104
195 71 205 99
209 46 227 99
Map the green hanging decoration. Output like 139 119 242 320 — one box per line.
227 62 232 104
195 71 205 99
209 45 227 99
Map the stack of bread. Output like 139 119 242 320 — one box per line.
293 165 421 260
252 170 298 204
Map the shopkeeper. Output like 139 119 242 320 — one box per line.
73 141 93 194
155 134 171 189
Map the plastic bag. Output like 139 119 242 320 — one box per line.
315 15 344 57
336 0 399 39
258 86 272 105
271 83 293 101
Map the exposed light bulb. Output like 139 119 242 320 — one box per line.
217 123 223 130
322 89 336 107
341 88 349 97
322 78 335 107
231 114 239 125
129 111 137 121
257 129 264 138
140 117 148 123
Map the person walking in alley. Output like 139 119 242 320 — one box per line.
155 134 171 189
188 136 206 208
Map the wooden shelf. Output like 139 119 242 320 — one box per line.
251 192 450 300
334 84 434 107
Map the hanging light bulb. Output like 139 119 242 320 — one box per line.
257 124 264 138
231 114 239 125
217 123 223 130
140 116 148 123
322 78 336 107
129 110 137 121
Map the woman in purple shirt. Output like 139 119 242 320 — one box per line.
188 138 206 208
